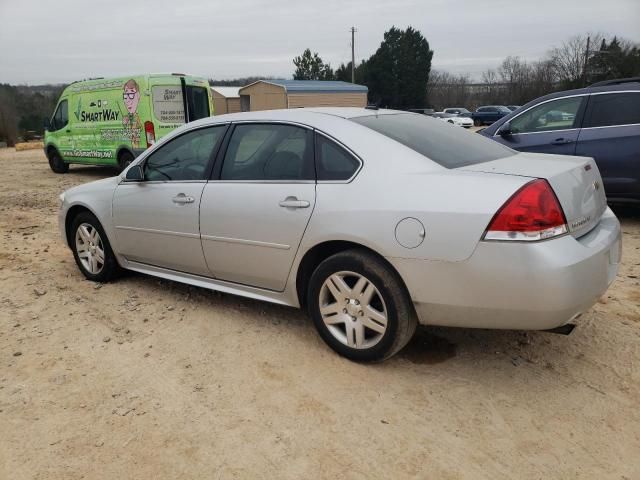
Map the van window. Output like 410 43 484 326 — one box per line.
152 86 186 123
51 100 68 131
186 86 210 121
584 92 640 128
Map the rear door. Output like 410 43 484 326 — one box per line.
200 122 316 291
493 95 587 155
575 91 640 198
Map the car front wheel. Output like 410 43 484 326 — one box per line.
307 250 417 362
70 212 120 282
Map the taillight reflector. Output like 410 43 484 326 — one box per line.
484 179 568 241
144 121 156 148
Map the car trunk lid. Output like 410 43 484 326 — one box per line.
461 152 607 238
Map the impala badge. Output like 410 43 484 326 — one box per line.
593 181 601 191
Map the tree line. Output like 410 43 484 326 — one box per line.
427 34 640 110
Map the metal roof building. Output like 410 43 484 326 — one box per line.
210 86 241 115
238 80 368 112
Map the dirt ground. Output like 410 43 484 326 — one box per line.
0 148 639 480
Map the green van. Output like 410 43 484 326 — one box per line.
44 74 214 173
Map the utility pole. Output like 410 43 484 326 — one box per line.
582 35 591 87
350 26 357 83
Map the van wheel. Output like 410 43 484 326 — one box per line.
118 151 134 172
307 249 417 362
48 151 69 173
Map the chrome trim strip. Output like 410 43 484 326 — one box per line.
581 122 640 130
115 225 200 239
201 234 291 250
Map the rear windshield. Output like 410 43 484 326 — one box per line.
186 85 210 121
151 84 210 123
351 113 515 168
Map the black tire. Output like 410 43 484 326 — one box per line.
70 211 120 283
118 151 134 172
474 118 483 127
307 249 417 362
48 150 69 173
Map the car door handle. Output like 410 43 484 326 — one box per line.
279 197 310 209
172 194 195 204
550 138 575 145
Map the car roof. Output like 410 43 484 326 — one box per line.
529 79 640 103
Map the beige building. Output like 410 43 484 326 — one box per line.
238 80 368 112
210 86 241 115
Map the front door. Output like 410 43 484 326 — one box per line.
200 123 316 291
112 125 227 275
494 95 587 155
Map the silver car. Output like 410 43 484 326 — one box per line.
58 108 622 361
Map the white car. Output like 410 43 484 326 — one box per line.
57 108 621 362
432 112 474 128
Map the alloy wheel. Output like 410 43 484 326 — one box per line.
75 223 105 275
318 271 388 349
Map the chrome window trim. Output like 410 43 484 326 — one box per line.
314 130 363 184
581 122 640 130
121 179 208 184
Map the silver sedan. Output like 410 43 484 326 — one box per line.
58 108 622 361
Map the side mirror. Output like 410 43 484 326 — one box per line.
43 118 51 131
125 164 144 181
498 122 512 136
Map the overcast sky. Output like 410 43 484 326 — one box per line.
1 0 638 85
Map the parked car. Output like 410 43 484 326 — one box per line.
432 112 474 128
58 108 620 362
443 107 472 117
471 106 512 126
44 74 214 173
506 105 521 111
481 77 640 203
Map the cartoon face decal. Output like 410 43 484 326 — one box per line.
123 79 140 114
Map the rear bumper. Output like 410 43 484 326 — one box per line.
388 207 621 330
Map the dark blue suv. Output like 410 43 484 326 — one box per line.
481 78 640 203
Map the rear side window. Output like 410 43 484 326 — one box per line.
144 126 225 181
221 124 314 181
316 135 360 181
584 92 640 128
351 113 515 168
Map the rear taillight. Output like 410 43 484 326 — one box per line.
484 179 568 241
144 121 156 147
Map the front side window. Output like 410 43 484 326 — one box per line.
51 100 68 131
221 124 314 181
509 96 584 134
316 135 360 181
583 92 640 128
144 126 225 181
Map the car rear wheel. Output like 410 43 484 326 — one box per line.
307 249 417 362
70 212 120 282
48 150 69 173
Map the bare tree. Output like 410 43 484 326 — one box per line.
549 33 605 87
0 87 19 147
